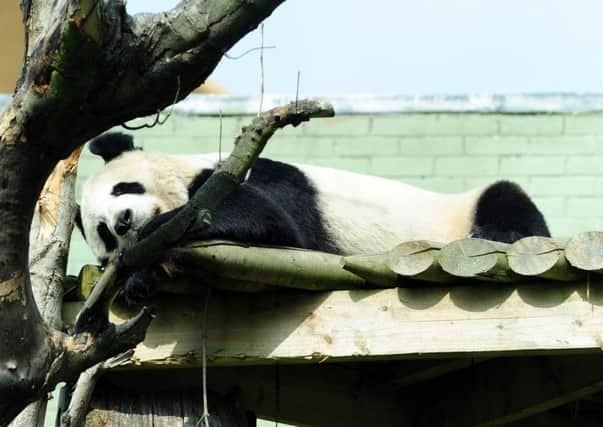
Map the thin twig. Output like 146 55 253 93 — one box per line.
121 100 335 270
274 364 280 427
295 70 301 113
202 287 211 426
258 23 265 116
218 109 223 163
195 286 211 427
223 45 275 60
121 76 181 130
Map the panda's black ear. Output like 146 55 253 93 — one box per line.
74 204 86 241
89 132 137 162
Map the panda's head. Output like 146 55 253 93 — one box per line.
76 133 192 264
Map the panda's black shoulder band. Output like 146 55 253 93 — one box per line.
89 132 138 162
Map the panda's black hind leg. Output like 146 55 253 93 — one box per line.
469 181 550 244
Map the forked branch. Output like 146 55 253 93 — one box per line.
123 99 335 267
77 100 334 327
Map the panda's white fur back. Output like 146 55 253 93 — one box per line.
296 163 483 254
81 150 484 259
174 153 484 252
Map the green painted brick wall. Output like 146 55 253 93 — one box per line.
69 112 603 273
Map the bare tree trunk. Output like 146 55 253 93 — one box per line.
9 148 82 427
0 0 285 424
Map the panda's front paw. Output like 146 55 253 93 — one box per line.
123 268 158 305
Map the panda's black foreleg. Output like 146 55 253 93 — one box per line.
122 266 159 305
122 184 307 304
120 208 185 304
470 181 551 244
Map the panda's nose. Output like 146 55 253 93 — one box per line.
115 209 132 235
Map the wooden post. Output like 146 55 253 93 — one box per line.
84 385 253 427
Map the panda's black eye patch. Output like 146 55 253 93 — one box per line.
97 222 117 253
111 182 145 197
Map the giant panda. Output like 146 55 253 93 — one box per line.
76 132 550 302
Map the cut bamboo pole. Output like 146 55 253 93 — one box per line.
341 253 399 287
507 236 580 281
439 238 515 282
385 241 450 282
566 231 603 272
177 241 368 291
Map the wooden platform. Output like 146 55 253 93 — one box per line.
64 232 603 366
65 232 603 426
64 280 603 367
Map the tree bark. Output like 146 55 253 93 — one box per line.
10 147 82 427
0 0 285 424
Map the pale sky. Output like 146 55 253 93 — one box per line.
127 0 603 95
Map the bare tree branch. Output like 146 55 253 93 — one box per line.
124 99 335 268
61 99 333 423
10 147 82 427
76 99 334 332
60 350 133 427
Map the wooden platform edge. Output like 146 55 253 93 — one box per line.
63 280 603 368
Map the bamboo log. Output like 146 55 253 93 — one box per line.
177 241 368 291
385 240 450 282
566 231 603 272
73 264 274 303
76 234 603 301
72 264 103 300
177 272 277 293
439 238 515 282
341 253 399 287
507 236 581 281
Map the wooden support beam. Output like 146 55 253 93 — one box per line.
506 411 575 427
63 279 603 367
101 364 410 427
413 355 603 426
209 365 409 427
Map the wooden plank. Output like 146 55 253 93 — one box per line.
414 355 603 426
99 364 408 427
207 364 409 427
506 411 575 427
85 386 250 426
152 391 185 427
63 280 603 367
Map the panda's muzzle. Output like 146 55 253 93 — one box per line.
115 209 133 235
